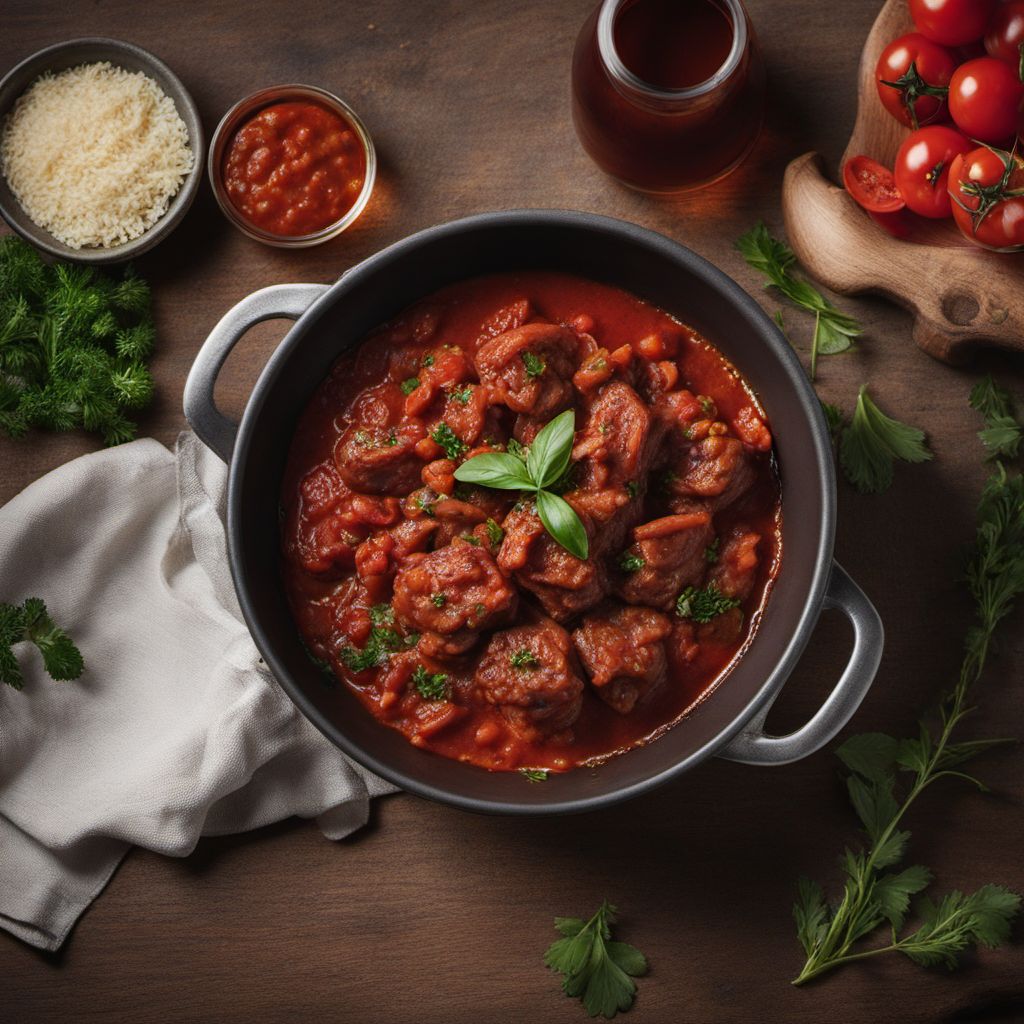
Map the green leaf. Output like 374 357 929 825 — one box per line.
793 877 829 956
846 775 899 842
536 489 589 560
836 732 900 782
840 386 932 494
871 828 911 871
874 866 933 928
604 942 647 977
675 584 741 623
454 452 534 490
527 408 576 490
0 602 27 690
554 917 587 938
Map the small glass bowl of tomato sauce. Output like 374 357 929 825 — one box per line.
209 84 376 247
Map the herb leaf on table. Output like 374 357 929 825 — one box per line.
0 236 156 445
736 223 862 380
545 900 648 1018
791 384 1024 986
0 598 83 691
970 375 1022 460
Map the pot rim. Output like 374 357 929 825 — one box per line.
224 209 836 814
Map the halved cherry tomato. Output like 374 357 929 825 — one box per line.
984 1 1024 72
948 144 1024 251
894 125 971 218
843 155 905 213
909 0 995 47
875 33 957 128
949 57 1024 142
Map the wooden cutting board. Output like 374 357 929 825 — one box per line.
781 0 1024 364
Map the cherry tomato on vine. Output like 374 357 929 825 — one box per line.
894 125 971 217
984 1 1024 74
949 57 1024 142
843 155 906 212
948 145 1024 251
875 33 957 127
909 0 995 47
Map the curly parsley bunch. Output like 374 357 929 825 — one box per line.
0 235 155 445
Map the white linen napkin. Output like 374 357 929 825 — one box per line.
0 432 397 952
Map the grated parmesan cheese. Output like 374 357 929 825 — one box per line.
0 61 193 249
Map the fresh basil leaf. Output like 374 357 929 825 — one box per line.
454 452 534 490
527 408 576 489
536 489 588 559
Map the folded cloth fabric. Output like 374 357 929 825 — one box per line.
0 432 396 952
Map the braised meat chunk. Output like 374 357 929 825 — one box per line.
498 501 607 622
393 538 517 654
708 526 762 601
475 621 584 739
573 381 662 491
335 383 426 495
666 433 755 512
573 605 673 714
617 511 714 610
474 322 578 419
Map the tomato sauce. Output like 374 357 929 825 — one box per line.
281 272 782 773
222 101 366 236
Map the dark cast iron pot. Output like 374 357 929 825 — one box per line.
184 210 883 814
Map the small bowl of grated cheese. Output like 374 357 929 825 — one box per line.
0 38 203 263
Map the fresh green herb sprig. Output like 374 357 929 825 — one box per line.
454 409 588 559
522 351 546 378
824 388 932 494
970 375 1022 461
520 767 549 782
0 236 155 445
0 598 83 690
340 606 417 672
544 900 648 1019
431 421 468 460
736 224 862 380
791 385 1024 986
510 648 540 669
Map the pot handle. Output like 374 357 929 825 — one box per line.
718 562 883 766
184 283 330 463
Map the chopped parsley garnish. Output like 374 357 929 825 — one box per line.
705 538 720 564
400 376 420 395
449 385 473 404
411 664 450 701
460 533 481 546
507 437 529 462
619 552 645 573
415 492 436 518
522 351 546 378
625 481 639 499
698 395 715 417
421 354 435 367
520 767 549 782
675 584 741 623
510 648 540 669
430 592 446 608
485 518 504 547
432 421 468 460
368 603 394 626
384 429 398 447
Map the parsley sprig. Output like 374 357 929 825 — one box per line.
736 224 862 380
825 388 933 494
791 384 1024 985
0 598 83 690
0 236 155 445
453 410 588 559
970 375 1022 461
675 584 739 623
544 900 648 1019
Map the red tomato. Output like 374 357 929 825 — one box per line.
948 145 1024 251
984 1 1024 69
894 126 971 217
843 155 906 212
875 33 958 127
909 0 995 46
948 57 1024 142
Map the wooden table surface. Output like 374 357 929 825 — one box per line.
3 1 1023 1021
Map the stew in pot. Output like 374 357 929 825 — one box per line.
281 271 782 773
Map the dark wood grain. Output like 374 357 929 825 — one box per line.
2 1 1022 1022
